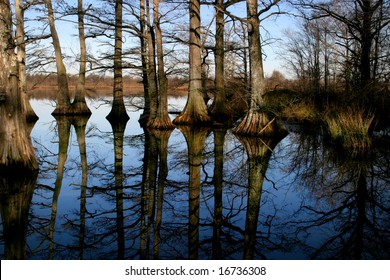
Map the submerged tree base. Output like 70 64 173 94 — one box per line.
234 110 284 137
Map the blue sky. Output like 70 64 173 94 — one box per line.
24 0 298 79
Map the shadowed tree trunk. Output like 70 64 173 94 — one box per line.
72 0 91 115
178 126 210 259
147 0 174 130
15 0 38 122
139 0 150 126
44 0 72 116
106 0 130 122
0 0 38 171
173 0 211 126
209 0 233 125
234 0 281 136
0 170 37 259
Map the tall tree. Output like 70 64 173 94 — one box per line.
0 0 37 170
72 0 91 115
147 0 174 129
139 0 150 125
234 0 282 136
44 0 72 115
144 0 158 126
106 0 130 121
173 0 211 126
15 0 38 121
296 0 390 91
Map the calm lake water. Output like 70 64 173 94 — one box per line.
0 97 389 260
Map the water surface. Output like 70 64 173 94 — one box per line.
0 97 389 260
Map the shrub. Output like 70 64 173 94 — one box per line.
325 108 375 155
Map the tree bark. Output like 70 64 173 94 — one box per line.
45 0 72 115
15 0 38 122
209 0 233 124
147 0 174 129
234 0 279 136
139 0 150 126
144 0 158 126
107 0 129 122
173 0 211 126
0 0 38 170
72 0 91 115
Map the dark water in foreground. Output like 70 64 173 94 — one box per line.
0 97 389 260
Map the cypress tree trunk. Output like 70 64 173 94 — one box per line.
173 0 211 126
106 0 130 122
209 0 232 125
139 0 150 126
15 0 38 122
45 0 72 116
72 0 91 115
234 0 279 136
144 0 158 126
147 0 174 129
0 0 37 170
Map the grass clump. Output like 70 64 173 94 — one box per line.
325 108 375 155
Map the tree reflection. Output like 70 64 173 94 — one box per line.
0 170 38 259
70 116 90 260
282 133 390 259
177 126 210 259
139 128 173 259
236 134 286 259
48 116 72 259
107 118 128 259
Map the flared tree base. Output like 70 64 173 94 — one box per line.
233 110 283 137
71 100 92 116
173 110 211 126
106 104 130 123
147 114 175 130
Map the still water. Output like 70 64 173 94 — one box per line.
0 97 389 260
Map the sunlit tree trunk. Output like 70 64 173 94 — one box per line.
234 0 280 136
44 0 72 115
0 0 37 170
15 0 38 121
147 0 174 129
106 0 129 122
72 0 91 115
173 0 211 126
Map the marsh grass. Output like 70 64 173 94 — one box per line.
325 108 375 155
